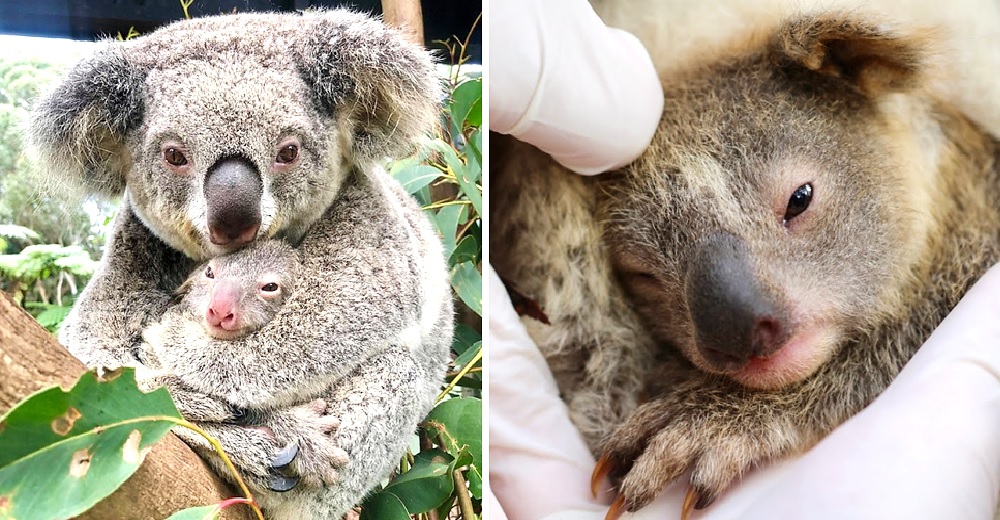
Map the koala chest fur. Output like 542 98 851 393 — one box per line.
491 12 1000 515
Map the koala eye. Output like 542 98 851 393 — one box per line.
276 144 298 164
205 265 214 279
783 183 813 223
163 147 188 167
261 282 279 293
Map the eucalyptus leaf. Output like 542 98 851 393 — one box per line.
0 368 182 520
450 234 479 266
451 260 482 316
360 490 410 520
449 79 482 129
393 164 442 195
382 458 454 513
424 397 483 486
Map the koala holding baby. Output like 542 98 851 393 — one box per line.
493 8 1000 519
30 9 453 519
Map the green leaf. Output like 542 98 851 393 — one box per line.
424 397 482 497
449 79 482 129
450 261 482 316
433 204 467 260
451 324 481 357
32 305 72 330
466 129 482 182
454 340 482 369
360 490 410 520
449 234 479 267
0 368 182 520
165 504 222 520
454 166 482 217
393 164 443 195
382 458 454 513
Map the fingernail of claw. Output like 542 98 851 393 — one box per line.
271 442 299 470
694 491 716 510
591 453 613 498
605 494 626 520
267 473 299 492
681 486 698 520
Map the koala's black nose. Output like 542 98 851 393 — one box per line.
204 156 262 248
685 232 790 369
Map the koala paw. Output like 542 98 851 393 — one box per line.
267 398 349 490
593 386 803 519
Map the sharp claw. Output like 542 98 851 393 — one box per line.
694 489 716 510
267 473 300 492
271 442 299 475
681 486 699 520
605 494 626 520
591 452 614 498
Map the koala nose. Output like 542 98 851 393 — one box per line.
204 156 263 248
685 232 790 369
207 281 241 330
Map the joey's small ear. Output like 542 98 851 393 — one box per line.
297 10 441 167
771 13 931 97
28 44 146 198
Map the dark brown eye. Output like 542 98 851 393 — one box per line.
164 147 188 166
784 183 813 223
205 266 214 279
276 144 298 164
261 282 279 292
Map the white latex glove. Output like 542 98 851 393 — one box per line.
488 262 1000 520
488 0 663 175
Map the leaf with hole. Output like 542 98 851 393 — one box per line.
0 368 181 520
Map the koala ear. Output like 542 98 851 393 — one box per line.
28 44 145 198
771 14 931 97
297 11 441 167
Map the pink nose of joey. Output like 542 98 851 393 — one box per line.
206 281 241 331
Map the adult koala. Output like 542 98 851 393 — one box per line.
29 9 451 519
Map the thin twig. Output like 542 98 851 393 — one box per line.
453 468 475 520
437 350 482 402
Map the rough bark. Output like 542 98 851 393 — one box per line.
0 293 253 520
381 0 425 46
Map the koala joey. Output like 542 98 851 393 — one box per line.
492 11 1000 518
152 239 299 344
30 9 453 520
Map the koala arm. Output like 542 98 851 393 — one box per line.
60 204 195 368
253 343 431 520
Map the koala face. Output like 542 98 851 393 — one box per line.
30 10 439 261
178 240 299 340
125 40 343 259
602 21 932 390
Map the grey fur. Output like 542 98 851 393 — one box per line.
30 9 451 519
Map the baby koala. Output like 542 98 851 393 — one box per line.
161 239 298 343
139 240 346 491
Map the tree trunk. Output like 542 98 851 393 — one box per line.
381 0 425 46
0 293 253 520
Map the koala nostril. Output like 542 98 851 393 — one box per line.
752 317 786 357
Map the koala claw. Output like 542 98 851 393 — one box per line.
267 473 300 493
271 442 300 474
680 486 699 520
605 495 626 520
590 452 613 498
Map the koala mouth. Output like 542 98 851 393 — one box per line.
203 322 251 341
708 325 838 390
